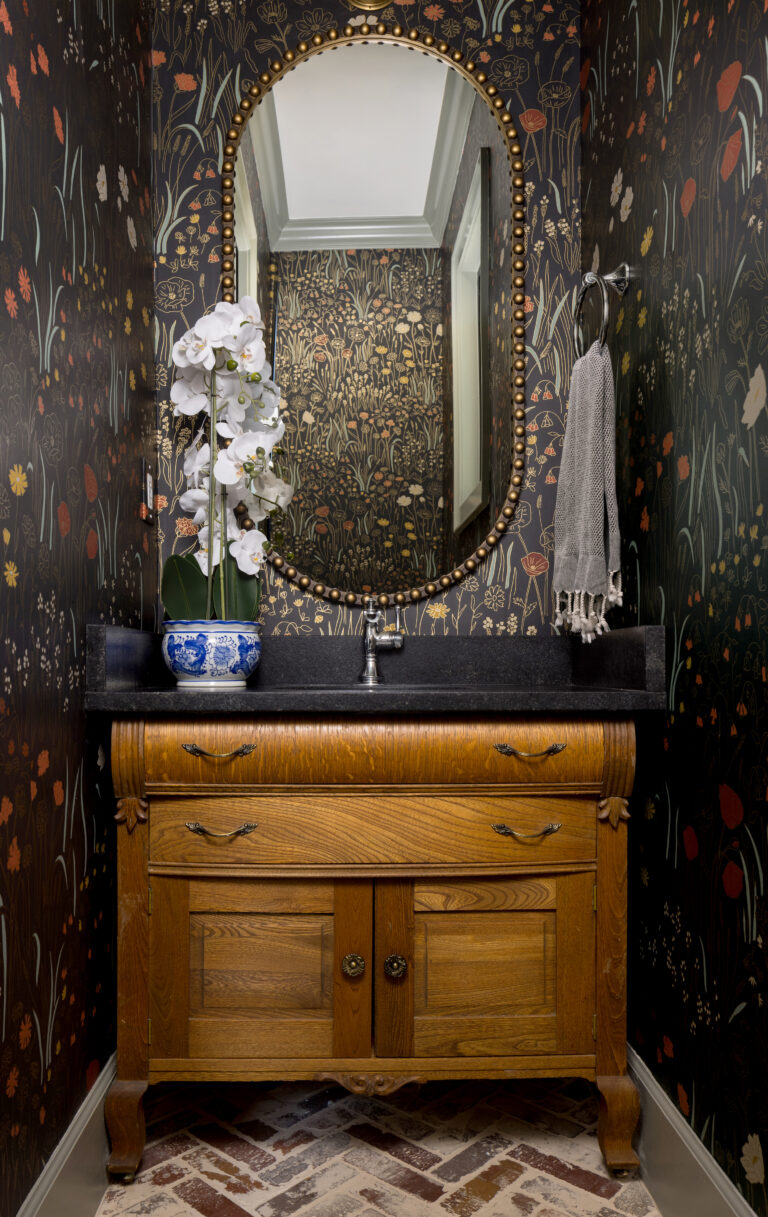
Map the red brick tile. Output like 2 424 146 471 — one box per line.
146 1162 188 1186
174 1176 256 1216
433 1133 512 1182
343 1144 445 1202
271 1129 317 1156
232 1117 278 1142
347 1122 442 1172
508 1144 620 1199
182 1145 265 1195
255 1161 357 1215
439 1159 524 1215
191 1123 276 1171
138 1132 198 1171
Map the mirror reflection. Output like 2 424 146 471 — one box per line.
235 41 513 594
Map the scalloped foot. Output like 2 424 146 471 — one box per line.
596 1074 640 1176
105 1080 148 1181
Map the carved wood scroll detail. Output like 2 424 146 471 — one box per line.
316 1071 420 1097
112 721 147 833
114 796 149 834
597 797 630 830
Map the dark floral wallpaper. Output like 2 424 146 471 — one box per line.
582 0 768 1209
273 248 446 594
153 0 581 637
0 3 155 1214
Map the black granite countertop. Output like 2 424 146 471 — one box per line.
85 625 666 716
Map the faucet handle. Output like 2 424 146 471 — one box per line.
394 603 403 633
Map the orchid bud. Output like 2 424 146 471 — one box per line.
226 358 237 371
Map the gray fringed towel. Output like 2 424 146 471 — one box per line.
553 340 622 642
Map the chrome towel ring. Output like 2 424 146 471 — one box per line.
573 263 633 357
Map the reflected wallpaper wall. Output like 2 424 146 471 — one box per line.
582 0 768 1210
273 247 446 594
0 2 155 1214
153 0 581 636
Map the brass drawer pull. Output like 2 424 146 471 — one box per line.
181 743 257 759
184 821 259 840
492 821 562 841
494 742 566 759
384 954 407 979
341 953 366 978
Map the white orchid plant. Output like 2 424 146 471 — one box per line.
161 296 293 622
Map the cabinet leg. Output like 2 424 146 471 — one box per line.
105 1080 148 1181
596 1074 640 1176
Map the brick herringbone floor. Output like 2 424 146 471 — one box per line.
96 1079 663 1217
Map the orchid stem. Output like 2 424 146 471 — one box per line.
219 481 227 619
206 368 217 620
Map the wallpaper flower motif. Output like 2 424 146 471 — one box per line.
153 0 581 636
582 1 768 1211
0 4 154 1214
274 248 446 594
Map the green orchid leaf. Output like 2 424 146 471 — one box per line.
213 555 261 622
161 553 208 620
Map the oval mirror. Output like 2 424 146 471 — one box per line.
221 31 526 606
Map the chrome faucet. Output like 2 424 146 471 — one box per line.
359 600 404 685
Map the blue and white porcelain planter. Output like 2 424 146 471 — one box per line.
161 620 262 689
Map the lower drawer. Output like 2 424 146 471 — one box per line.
149 793 596 868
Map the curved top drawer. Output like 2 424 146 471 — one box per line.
142 717 610 790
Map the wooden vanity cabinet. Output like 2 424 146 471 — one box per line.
106 715 640 1180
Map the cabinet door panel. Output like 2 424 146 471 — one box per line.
410 872 594 1059
150 877 372 1062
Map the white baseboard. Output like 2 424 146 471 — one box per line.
629 1046 757 1217
16 1052 115 1217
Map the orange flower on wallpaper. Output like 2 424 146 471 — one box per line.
6 62 19 106
18 1015 32 1050
519 108 547 133
646 65 656 95
677 1084 690 1116
721 129 742 180
7 836 20 872
17 266 30 302
717 61 742 111
662 431 674 454
53 106 64 143
6 1067 19 1098
680 178 696 217
521 552 549 576
174 72 197 91
0 796 12 825
5 287 17 318
37 43 49 75
53 780 64 806
0 2 12 33
640 506 650 531
37 750 49 774
678 455 690 479
83 463 98 502
151 49 166 65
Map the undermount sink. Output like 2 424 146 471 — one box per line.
85 625 666 715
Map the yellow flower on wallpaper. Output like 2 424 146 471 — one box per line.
640 226 654 255
4 561 19 588
637 306 648 328
9 464 27 496
621 352 631 374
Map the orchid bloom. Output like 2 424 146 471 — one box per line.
229 526 268 575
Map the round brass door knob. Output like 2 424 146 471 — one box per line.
384 954 407 979
341 953 366 977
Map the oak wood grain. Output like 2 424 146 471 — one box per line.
149 793 596 868
556 870 596 1055
413 877 557 911
150 878 189 1060
144 717 605 788
148 1053 596 1083
375 880 414 1058
333 879 373 1058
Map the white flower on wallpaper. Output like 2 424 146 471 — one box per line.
127 215 137 250
741 1134 765 1185
619 185 634 222
742 364 766 429
610 168 623 206
96 164 107 201
118 164 129 201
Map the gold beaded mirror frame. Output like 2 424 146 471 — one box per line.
220 23 526 610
